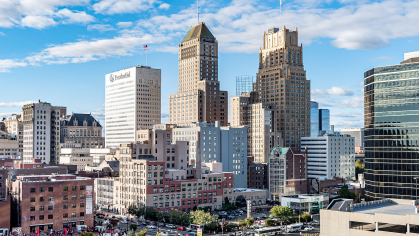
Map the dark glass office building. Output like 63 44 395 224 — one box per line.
364 55 419 200
310 101 319 137
319 109 330 135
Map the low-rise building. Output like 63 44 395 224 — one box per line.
0 133 19 159
60 148 112 171
60 113 104 148
281 194 329 214
3 114 23 156
268 147 308 201
94 177 117 212
321 198 419 236
231 188 268 208
11 174 94 234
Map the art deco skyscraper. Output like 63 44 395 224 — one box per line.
169 23 228 126
253 27 311 149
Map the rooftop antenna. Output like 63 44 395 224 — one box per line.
197 0 199 24
280 0 282 28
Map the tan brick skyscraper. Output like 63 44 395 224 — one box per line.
254 26 311 149
169 23 228 126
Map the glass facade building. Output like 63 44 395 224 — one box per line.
311 101 319 137
364 61 419 200
319 109 330 135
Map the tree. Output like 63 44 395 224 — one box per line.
270 206 292 222
135 229 147 236
190 210 218 225
193 205 198 211
245 217 254 227
265 218 274 227
301 213 311 223
130 224 137 232
355 160 365 178
129 230 135 236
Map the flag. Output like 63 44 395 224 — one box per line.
37 229 39 236
280 0 282 5
143 45 147 50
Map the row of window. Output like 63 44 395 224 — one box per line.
30 186 86 193
29 212 85 221
30 203 84 211
30 195 85 202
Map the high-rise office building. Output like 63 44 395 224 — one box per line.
230 92 283 163
253 27 311 149
169 23 228 126
105 66 161 148
310 101 319 137
21 101 66 164
364 51 419 200
319 109 330 135
340 128 364 149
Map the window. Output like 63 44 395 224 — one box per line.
72 186 77 191
30 207 35 211
80 194 85 199
80 203 85 208
63 204 68 209
30 188 35 193
72 204 76 208
72 213 76 217
80 186 85 190
39 187 45 192
39 206 44 211
39 197 44 202
48 197 53 201
63 195 68 200
30 197 35 202
39 215 44 220
63 186 68 191
63 213 68 218
30 216 35 221
48 215 53 219
48 187 53 192
80 212 85 217
48 205 53 210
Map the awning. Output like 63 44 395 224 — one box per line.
63 220 85 223
29 224 53 227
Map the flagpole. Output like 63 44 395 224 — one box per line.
146 49 148 66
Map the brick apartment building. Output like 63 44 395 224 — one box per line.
11 174 94 234
247 156 268 189
269 147 308 200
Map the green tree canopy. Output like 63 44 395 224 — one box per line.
136 229 147 236
270 206 292 221
190 210 218 225
130 224 137 232
245 217 254 227
301 213 311 223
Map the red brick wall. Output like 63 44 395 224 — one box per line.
13 177 94 234
0 197 11 229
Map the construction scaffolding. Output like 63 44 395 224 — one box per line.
235 75 254 96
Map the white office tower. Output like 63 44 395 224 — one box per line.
301 134 356 180
105 66 161 148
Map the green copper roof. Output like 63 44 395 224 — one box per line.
181 23 215 42
270 147 289 156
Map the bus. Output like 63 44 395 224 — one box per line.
286 223 303 232
254 226 283 236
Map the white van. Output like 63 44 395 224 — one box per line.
76 225 88 231
287 223 303 232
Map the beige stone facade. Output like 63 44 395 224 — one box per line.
254 27 311 149
231 92 282 162
169 23 228 126
0 134 19 158
4 114 23 156
60 113 104 148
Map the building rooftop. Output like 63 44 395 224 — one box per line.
61 113 102 127
353 202 416 216
182 22 215 42
234 188 266 193
270 147 289 156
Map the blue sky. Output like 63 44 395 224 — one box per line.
0 0 418 130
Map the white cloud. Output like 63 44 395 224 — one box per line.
21 15 57 29
55 9 95 24
158 3 170 10
116 21 133 28
0 32 5 36
92 0 158 15
0 59 27 73
312 86 354 96
87 24 115 32
25 34 170 65
339 96 364 108
0 101 37 107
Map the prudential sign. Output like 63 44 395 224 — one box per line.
110 71 131 82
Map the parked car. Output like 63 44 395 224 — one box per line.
304 226 314 231
227 215 235 219
146 225 157 229
178 227 186 231
188 232 197 236
166 224 176 229
159 223 165 227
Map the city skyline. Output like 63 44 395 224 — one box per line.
1 0 419 131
